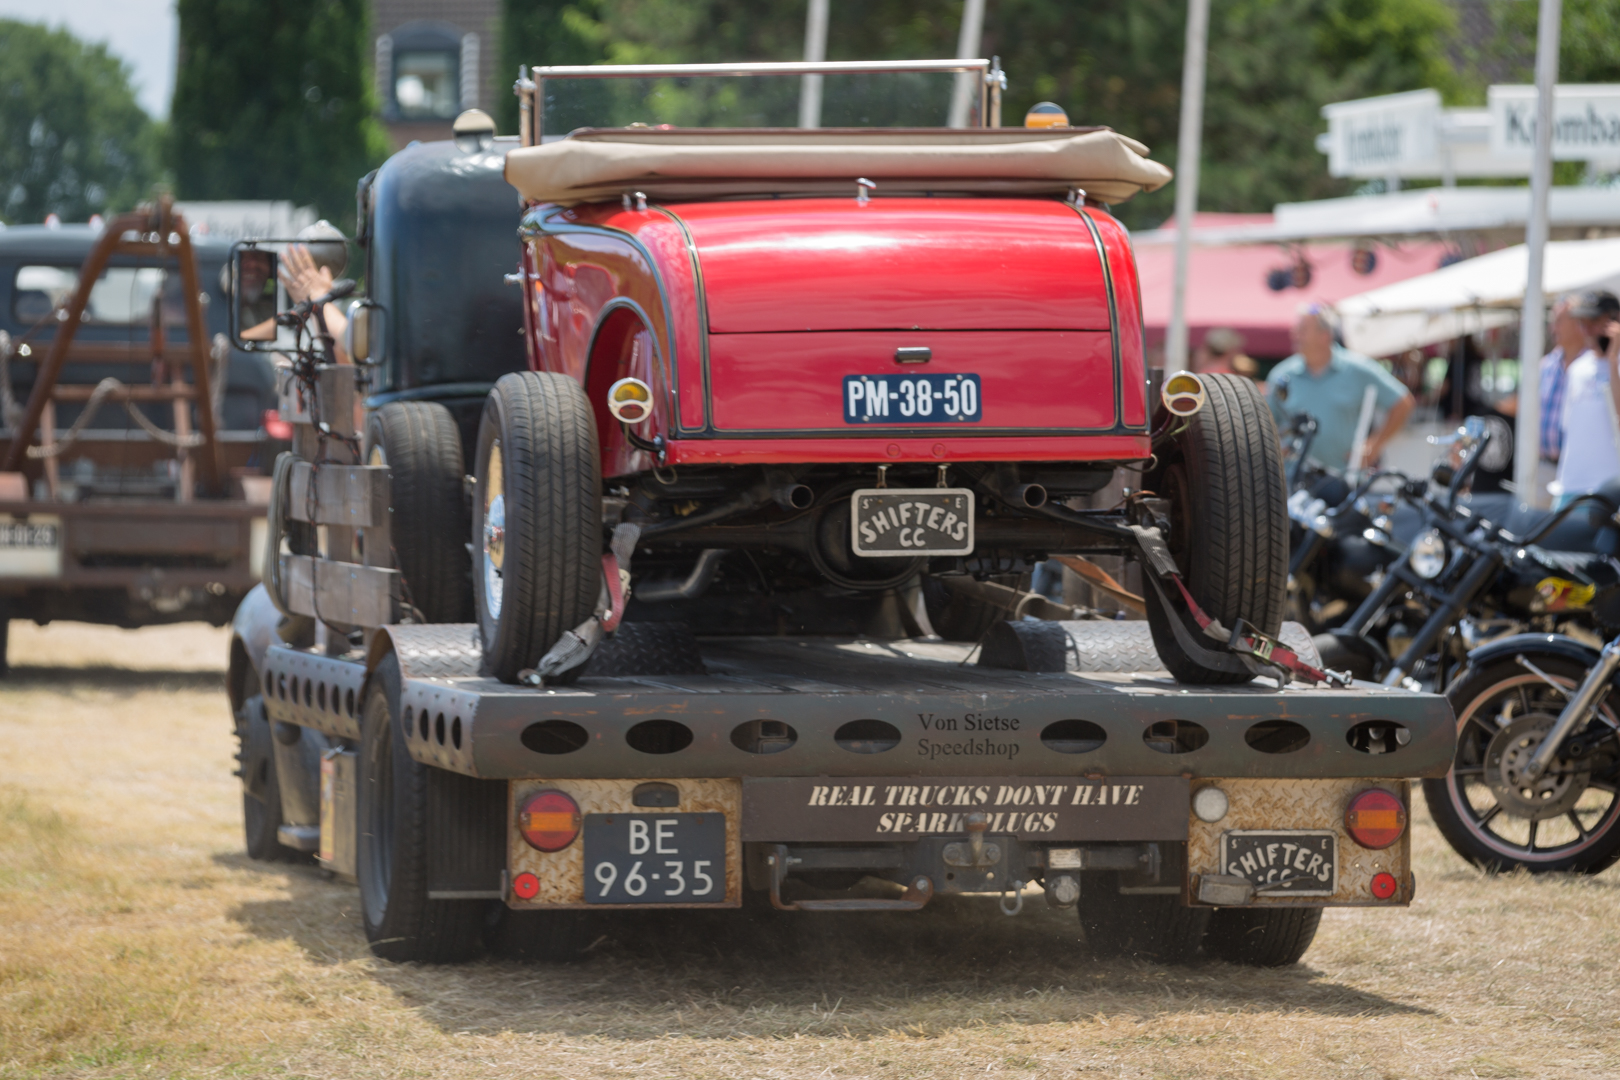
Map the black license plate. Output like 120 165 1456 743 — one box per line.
583 813 726 904
850 488 975 557
1220 830 1337 896
843 373 981 423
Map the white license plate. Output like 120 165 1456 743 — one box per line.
0 515 62 578
1220 830 1337 897
850 488 975 557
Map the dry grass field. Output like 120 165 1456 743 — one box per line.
2 621 1619 1080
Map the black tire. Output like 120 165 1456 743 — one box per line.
472 372 602 683
1422 655 1620 875
357 653 486 962
1146 373 1287 684
1203 906 1323 966
1078 875 1210 963
483 906 594 962
365 402 473 623
237 695 303 862
922 573 1023 642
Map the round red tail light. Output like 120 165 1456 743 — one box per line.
1344 788 1406 849
518 789 581 852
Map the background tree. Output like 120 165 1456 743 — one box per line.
0 20 161 224
497 0 610 134
170 0 390 229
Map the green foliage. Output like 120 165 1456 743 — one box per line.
1492 0 1620 84
0 20 161 224
170 0 390 228
498 0 1461 223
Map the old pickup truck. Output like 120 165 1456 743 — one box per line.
225 60 1453 970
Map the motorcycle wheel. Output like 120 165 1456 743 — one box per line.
1422 654 1620 874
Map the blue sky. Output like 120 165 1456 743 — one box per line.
1 0 176 118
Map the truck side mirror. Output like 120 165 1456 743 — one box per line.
229 247 281 351
345 299 382 364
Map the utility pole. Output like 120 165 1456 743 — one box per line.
1165 0 1211 374
1514 0 1561 499
799 0 829 129
945 0 986 129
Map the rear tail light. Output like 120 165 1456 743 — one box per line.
1344 788 1406 849
518 789 581 852
263 409 293 440
607 377 653 424
1161 371 1206 417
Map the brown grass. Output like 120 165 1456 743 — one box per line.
2 621 1618 1079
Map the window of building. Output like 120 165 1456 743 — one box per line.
394 49 458 119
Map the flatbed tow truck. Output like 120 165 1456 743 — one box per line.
226 65 1454 969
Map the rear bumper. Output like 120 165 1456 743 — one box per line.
663 433 1150 465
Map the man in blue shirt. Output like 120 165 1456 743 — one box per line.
1266 304 1414 472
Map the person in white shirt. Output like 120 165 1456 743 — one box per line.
1555 290 1620 507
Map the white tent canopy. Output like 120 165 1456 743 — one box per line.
1337 237 1620 357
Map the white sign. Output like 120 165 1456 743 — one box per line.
1321 90 1442 178
1488 84 1620 162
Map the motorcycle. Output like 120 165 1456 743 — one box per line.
1424 629 1620 873
1315 416 1620 689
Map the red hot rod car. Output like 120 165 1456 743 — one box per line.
467 61 1300 688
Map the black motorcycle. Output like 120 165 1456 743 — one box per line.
1316 417 1620 689
1424 629 1620 873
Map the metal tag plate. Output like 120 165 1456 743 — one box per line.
1219 829 1337 897
582 812 727 904
850 488 975 557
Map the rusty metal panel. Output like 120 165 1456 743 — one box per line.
287 462 390 529
742 776 1188 842
260 645 366 740
71 516 241 555
506 778 742 908
1185 777 1412 907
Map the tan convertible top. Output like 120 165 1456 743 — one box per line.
504 127 1173 206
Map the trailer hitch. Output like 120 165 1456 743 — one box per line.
766 844 934 912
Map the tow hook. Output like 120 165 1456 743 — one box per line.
999 880 1025 916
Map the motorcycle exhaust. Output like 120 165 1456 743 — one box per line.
1161 371 1207 418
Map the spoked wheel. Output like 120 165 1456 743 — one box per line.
1422 655 1620 874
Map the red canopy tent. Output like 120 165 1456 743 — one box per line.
1133 213 1455 360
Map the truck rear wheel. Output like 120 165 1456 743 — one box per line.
1078 877 1210 964
472 372 602 683
365 402 472 623
357 653 486 962
1146 373 1287 684
1202 906 1323 966
483 907 594 961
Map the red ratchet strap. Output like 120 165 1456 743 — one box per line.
601 553 628 633
1169 574 1347 687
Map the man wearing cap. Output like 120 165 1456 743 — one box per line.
1266 304 1413 473
1554 290 1620 506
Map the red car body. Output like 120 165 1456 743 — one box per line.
516 196 1149 479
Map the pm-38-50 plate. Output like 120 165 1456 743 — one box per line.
850 488 975 557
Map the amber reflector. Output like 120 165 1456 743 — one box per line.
518 789 582 852
1344 788 1406 850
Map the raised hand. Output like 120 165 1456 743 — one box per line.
278 244 333 304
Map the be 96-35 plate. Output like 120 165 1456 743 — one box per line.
583 813 727 904
850 488 974 557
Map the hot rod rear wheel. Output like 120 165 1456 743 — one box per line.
1422 656 1620 875
1078 874 1210 964
1202 905 1323 966
1146 373 1288 684
357 653 487 963
365 402 472 623
472 372 602 683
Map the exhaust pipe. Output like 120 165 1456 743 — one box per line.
1161 371 1206 418
1012 483 1047 509
773 484 814 511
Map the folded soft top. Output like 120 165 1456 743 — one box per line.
504 127 1173 206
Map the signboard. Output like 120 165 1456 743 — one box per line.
1488 84 1620 163
1321 90 1442 179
